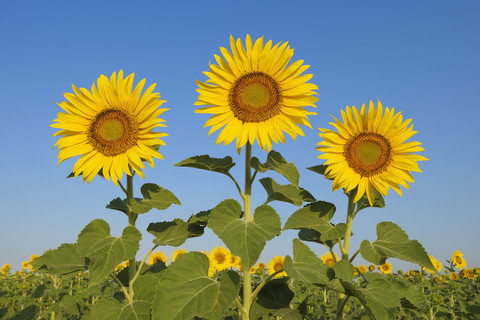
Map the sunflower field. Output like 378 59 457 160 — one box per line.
1 34 479 320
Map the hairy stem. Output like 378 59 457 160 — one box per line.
242 142 252 320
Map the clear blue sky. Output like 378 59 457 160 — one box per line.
1 1 479 272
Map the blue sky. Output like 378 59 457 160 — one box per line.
1 1 479 272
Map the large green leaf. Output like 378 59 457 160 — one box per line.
133 275 159 303
186 210 211 238
77 219 142 285
174 155 235 174
352 278 401 320
283 201 346 241
152 252 240 320
207 199 281 269
106 198 129 215
297 229 338 249
251 150 300 187
147 219 189 247
284 239 329 285
333 260 355 283
30 243 86 276
128 183 181 214
259 177 315 206
87 298 150 320
360 221 436 270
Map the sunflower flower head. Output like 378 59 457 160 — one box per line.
451 250 467 269
51 70 168 185
195 35 318 152
379 262 393 275
317 100 428 206
229 255 240 269
209 246 231 271
147 251 168 265
267 256 287 278
320 252 339 268
369 264 376 272
171 249 187 262
21 261 30 270
358 265 368 274
425 255 442 274
1 264 11 274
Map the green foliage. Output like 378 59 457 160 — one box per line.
208 199 281 269
186 210 210 238
360 221 436 270
30 243 86 276
259 177 316 206
152 252 241 320
284 239 330 285
174 155 235 175
128 183 181 214
147 219 189 247
106 198 129 215
77 219 142 285
251 150 300 187
354 189 385 213
87 298 150 320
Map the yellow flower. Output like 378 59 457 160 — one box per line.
21 261 30 270
451 250 467 270
147 251 168 265
201 251 217 277
379 262 393 275
171 249 187 262
229 255 240 269
450 272 459 280
425 255 442 274
29 254 39 262
358 265 368 274
320 252 339 268
1 264 11 274
369 265 376 272
250 266 256 274
209 246 231 271
114 262 125 273
256 262 266 270
195 35 318 152
267 256 287 278
317 100 428 206
463 269 474 279
51 70 168 185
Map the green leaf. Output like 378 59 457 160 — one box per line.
174 155 235 175
88 298 150 320
251 278 302 320
251 150 300 187
284 239 329 285
128 183 181 214
352 278 401 320
333 260 355 283
30 243 86 276
106 198 128 215
354 189 385 212
306 164 329 177
77 219 142 285
297 229 338 249
52 295 80 317
360 221 436 270
283 201 347 241
12 305 36 320
388 278 426 308
147 219 189 247
207 199 281 269
259 177 315 206
186 210 211 238
134 275 159 303
152 252 241 320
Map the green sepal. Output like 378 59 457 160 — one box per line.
284 239 329 285
30 243 86 276
354 188 385 212
251 150 300 187
147 219 189 247
259 177 316 206
306 165 330 178
77 219 142 286
152 252 241 320
128 183 181 214
106 198 128 215
87 298 150 320
251 278 302 320
174 154 235 175
207 199 281 269
283 201 347 241
360 221 436 270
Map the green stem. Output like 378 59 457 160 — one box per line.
336 295 351 320
242 142 252 320
132 245 159 285
250 268 284 303
126 171 137 295
110 273 131 303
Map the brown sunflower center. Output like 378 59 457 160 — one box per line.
88 108 139 156
215 253 226 264
344 132 392 177
455 256 463 264
325 258 335 268
228 72 283 123
274 262 283 271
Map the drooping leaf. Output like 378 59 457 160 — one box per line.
251 150 300 187
284 239 329 285
297 229 338 249
360 221 436 270
152 252 240 320
283 201 347 241
259 177 315 206
186 210 211 238
174 155 235 175
77 219 142 285
207 199 281 269
106 198 128 215
128 183 181 214
87 298 150 320
30 243 86 276
147 219 189 247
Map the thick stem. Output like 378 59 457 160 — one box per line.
126 172 137 293
242 142 252 320
341 192 356 260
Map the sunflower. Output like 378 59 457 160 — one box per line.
317 100 428 206
209 246 231 271
256 262 266 270
1 264 10 274
21 261 30 270
195 35 318 152
358 265 368 274
29 254 39 262
51 70 168 185
267 256 287 278
425 255 442 273
250 266 257 274
379 262 393 275
201 251 217 277
451 250 467 269
171 249 187 262
369 265 376 272
320 252 339 268
147 251 168 265
229 254 240 269
450 272 459 280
